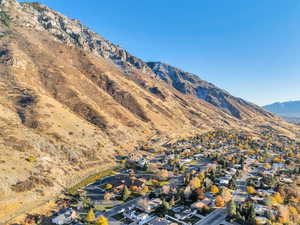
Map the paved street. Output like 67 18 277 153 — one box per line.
196 208 227 225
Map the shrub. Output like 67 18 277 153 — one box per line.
105 183 113 190
0 11 11 27
26 156 37 163
29 2 46 13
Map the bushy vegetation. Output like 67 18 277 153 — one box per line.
26 156 37 163
0 11 11 27
68 169 115 195
29 2 46 13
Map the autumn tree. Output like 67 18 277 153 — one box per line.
246 186 256 195
105 183 113 190
159 169 169 180
96 216 109 225
196 188 205 200
211 185 219 194
221 187 232 202
215 195 225 207
190 177 201 190
273 192 284 204
104 192 115 201
86 208 96 223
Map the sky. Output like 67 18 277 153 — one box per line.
26 0 300 106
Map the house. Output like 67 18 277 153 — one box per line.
193 153 204 159
280 177 293 184
219 176 231 185
191 198 212 209
251 196 265 202
137 198 161 213
254 204 269 216
174 208 195 220
52 208 77 225
255 216 268 225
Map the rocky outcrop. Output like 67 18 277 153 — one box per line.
147 62 272 119
17 2 151 74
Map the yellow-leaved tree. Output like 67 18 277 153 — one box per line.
246 186 256 195
190 177 201 190
96 216 109 225
215 195 225 207
211 185 219 194
273 192 284 204
86 208 96 223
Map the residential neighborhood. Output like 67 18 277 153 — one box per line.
37 128 300 225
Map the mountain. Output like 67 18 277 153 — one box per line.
147 62 271 119
0 0 298 222
264 101 300 124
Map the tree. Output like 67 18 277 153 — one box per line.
184 185 192 201
162 199 171 211
221 187 232 202
211 185 219 194
246 186 256 195
162 184 170 194
273 192 284 204
190 177 201 190
249 204 256 224
264 163 271 170
170 196 176 207
86 208 96 223
199 172 205 182
96 216 109 225
104 192 115 200
159 169 169 180
196 188 205 200
139 186 149 196
122 185 130 201
215 195 225 207
227 200 237 218
105 183 113 190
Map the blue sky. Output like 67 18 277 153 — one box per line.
26 0 300 106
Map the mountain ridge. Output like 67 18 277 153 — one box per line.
263 100 300 124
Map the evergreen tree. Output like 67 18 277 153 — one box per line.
162 199 170 212
122 185 130 201
228 200 237 218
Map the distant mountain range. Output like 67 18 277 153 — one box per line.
263 101 300 124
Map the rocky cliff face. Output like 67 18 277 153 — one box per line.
0 0 298 223
147 62 272 119
17 1 151 74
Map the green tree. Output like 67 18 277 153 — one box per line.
227 200 237 218
0 11 11 27
122 185 130 201
162 199 171 212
